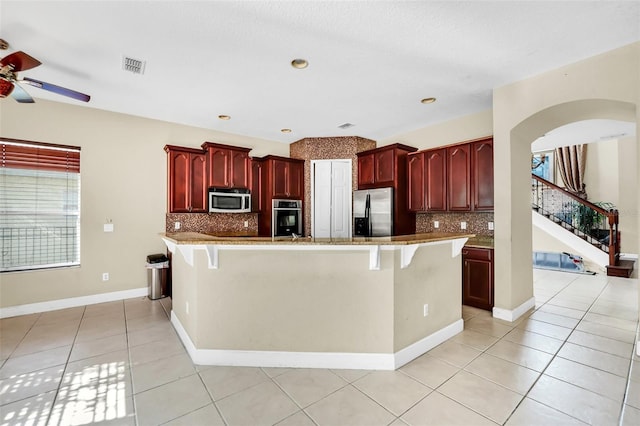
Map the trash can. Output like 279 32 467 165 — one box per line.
146 254 169 300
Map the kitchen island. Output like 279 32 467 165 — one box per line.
161 232 473 370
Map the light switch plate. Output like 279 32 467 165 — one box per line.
488 221 494 230
460 222 467 230
104 223 114 232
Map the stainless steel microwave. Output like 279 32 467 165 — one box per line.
208 187 251 213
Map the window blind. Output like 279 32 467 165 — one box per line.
0 139 81 272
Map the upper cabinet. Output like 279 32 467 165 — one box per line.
447 144 472 211
472 138 494 211
250 159 264 213
357 144 417 189
201 142 251 189
407 137 493 213
164 145 208 213
408 148 447 212
270 157 304 199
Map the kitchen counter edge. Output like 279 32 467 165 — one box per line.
160 232 476 246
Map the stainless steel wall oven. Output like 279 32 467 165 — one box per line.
272 199 302 237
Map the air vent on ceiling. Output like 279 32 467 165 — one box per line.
338 122 355 129
122 56 146 74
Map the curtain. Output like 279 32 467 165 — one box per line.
555 144 587 199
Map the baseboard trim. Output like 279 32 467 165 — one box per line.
0 287 148 318
171 312 462 370
493 297 536 322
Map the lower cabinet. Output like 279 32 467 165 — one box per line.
462 247 494 311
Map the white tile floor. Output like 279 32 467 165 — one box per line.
0 269 638 425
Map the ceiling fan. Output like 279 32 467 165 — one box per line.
0 39 90 103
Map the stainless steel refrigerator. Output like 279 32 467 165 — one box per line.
353 187 393 237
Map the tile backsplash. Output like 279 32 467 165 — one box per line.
416 211 494 236
166 213 258 235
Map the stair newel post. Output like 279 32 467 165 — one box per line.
607 209 619 266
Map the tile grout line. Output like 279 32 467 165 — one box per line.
42 304 88 426
503 274 632 425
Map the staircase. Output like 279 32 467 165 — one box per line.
531 174 634 278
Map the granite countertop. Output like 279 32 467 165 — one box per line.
464 236 494 248
161 232 476 246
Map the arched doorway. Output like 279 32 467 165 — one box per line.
494 99 637 321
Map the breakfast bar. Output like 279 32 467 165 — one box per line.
162 232 473 370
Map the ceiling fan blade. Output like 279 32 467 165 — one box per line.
22 77 90 102
10 83 35 103
0 51 42 71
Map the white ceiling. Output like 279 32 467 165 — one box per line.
1 1 639 144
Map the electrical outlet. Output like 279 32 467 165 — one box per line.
460 221 467 230
244 220 249 228
488 221 494 230
423 304 429 317
433 221 439 229
102 272 109 281
185 302 189 314
174 221 181 230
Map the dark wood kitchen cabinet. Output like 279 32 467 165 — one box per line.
447 144 472 211
472 138 494 211
407 153 425 212
408 137 493 213
256 155 305 236
250 159 264 213
462 247 494 311
164 145 207 213
357 144 417 235
201 142 251 189
271 157 304 199
357 144 417 189
408 148 447 212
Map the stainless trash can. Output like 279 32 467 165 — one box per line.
146 254 169 300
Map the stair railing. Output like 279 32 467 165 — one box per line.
531 174 620 267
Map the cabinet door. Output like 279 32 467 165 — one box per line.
448 144 471 211
272 159 289 198
209 148 230 188
231 150 250 188
407 153 425 211
357 153 375 187
462 248 494 311
375 149 395 184
168 151 190 212
251 160 263 212
426 148 447 211
189 153 208 212
288 161 304 199
473 140 494 210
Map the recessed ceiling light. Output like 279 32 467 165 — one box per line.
421 97 437 104
218 115 231 120
281 128 292 133
291 58 309 69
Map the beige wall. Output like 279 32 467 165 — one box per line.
494 42 639 314
0 100 288 308
378 109 493 151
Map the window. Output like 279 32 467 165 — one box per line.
531 151 554 183
0 139 81 272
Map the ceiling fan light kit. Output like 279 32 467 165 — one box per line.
0 45 91 104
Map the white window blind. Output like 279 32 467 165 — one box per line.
1 139 81 272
